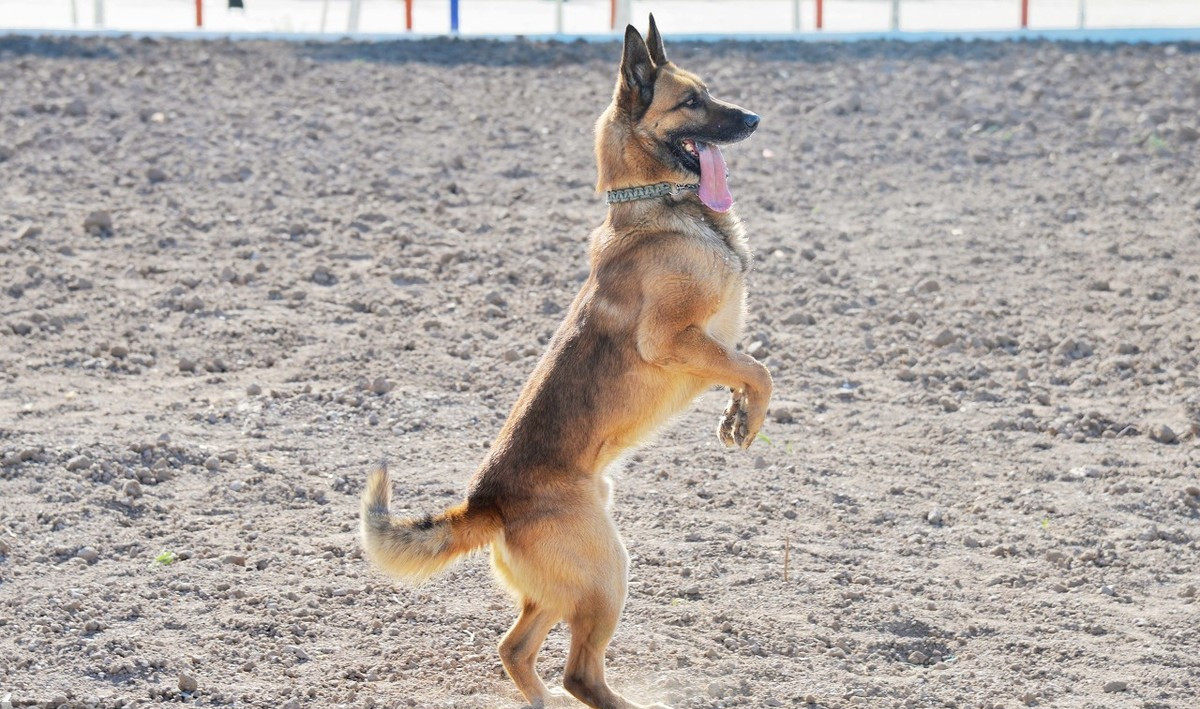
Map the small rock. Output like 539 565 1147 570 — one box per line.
916 279 940 294
0 144 14 161
178 672 198 693
76 546 99 563
311 266 337 286
123 480 143 498
907 650 928 665
927 508 944 526
178 358 197 373
370 377 394 395
939 397 959 413
1087 279 1111 292
66 454 92 471
771 407 794 424
109 344 129 359
204 456 221 471
146 167 168 183
929 328 956 347
64 98 88 116
1102 680 1127 693
223 555 247 566
1178 125 1199 142
781 310 815 326
245 383 262 396
1149 424 1177 444
229 480 245 492
83 210 113 237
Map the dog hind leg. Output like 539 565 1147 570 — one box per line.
562 592 670 709
499 601 561 707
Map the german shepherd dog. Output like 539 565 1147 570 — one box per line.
361 16 770 709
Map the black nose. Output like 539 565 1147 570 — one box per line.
743 113 760 130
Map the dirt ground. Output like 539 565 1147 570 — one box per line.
1 33 1199 709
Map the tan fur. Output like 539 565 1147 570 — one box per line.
360 16 771 709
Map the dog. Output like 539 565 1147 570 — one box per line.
361 16 770 709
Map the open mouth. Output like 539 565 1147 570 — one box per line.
676 138 732 213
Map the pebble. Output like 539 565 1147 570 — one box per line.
178 672 198 692
1102 680 1127 693
76 546 99 562
311 266 337 286
916 279 940 294
146 167 168 183
204 456 221 471
178 358 197 373
83 210 113 237
927 508 944 526
0 143 14 161
771 407 794 424
223 555 247 566
64 98 88 116
246 383 262 396
66 454 92 471
939 397 959 412
781 310 815 326
109 344 129 359
1148 424 1177 444
123 479 143 498
929 328 956 347
370 377 394 395
908 650 928 665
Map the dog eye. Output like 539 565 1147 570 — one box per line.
684 96 700 108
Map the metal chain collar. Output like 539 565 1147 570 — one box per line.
605 182 699 205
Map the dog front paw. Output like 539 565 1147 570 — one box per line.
718 390 748 447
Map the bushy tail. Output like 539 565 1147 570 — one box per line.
359 463 501 582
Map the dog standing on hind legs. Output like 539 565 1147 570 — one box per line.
360 16 771 709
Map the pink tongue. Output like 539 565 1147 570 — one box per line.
696 141 733 213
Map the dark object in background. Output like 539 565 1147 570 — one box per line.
229 0 244 8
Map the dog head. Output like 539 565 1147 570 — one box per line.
596 15 759 212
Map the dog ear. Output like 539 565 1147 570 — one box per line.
646 14 668 66
618 24 657 115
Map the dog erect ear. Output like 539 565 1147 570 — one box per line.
645 14 668 66
618 24 657 115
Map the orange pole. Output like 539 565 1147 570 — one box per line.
405 0 413 30
611 0 616 30
195 0 202 27
816 0 823 30
1021 0 1029 28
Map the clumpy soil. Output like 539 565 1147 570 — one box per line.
1 34 1199 709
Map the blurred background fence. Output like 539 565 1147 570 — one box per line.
3 0 1200 36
